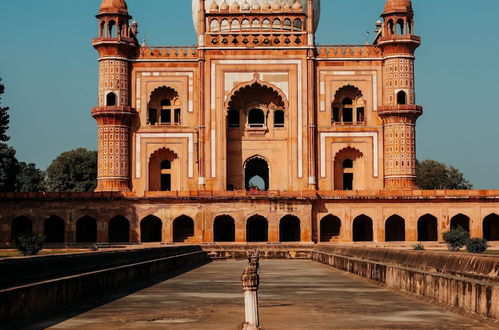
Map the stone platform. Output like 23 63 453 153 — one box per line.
18 260 494 330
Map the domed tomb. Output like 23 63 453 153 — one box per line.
192 0 321 33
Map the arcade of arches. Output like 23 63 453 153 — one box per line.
2 200 499 245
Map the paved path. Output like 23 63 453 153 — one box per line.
32 260 491 329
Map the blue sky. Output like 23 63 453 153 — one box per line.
0 0 498 188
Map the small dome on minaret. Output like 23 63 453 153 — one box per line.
99 0 129 14
383 0 413 14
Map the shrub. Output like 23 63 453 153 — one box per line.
466 238 488 254
443 226 470 251
412 243 425 250
14 233 45 256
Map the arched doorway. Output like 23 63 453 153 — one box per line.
279 215 301 242
385 215 406 241
245 157 269 191
225 77 286 191
320 215 341 242
353 215 373 242
148 148 179 191
108 216 130 243
246 215 268 242
173 215 194 242
417 214 438 241
483 214 499 241
450 214 470 232
333 147 364 190
213 215 236 242
76 216 97 243
11 216 33 240
44 216 65 243
140 215 162 242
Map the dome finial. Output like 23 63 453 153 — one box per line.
99 0 129 15
383 0 413 15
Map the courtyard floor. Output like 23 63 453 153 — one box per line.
24 260 493 330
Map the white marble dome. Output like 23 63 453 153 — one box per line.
192 0 321 33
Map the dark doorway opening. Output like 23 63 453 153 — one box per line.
11 216 33 241
173 216 194 242
353 215 373 242
483 214 499 241
418 214 438 241
245 157 269 191
246 215 268 242
385 215 406 241
214 215 236 242
140 215 162 242
320 215 341 242
450 214 470 232
76 216 97 243
44 216 65 243
109 216 130 243
279 215 301 242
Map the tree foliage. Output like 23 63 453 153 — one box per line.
466 238 489 254
416 160 472 190
45 148 97 192
16 162 45 192
0 78 10 142
0 143 19 192
443 226 470 251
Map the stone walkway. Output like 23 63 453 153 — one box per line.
29 260 492 329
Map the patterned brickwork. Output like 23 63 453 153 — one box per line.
99 59 129 107
383 58 414 105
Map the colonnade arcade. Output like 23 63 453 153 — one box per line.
6 212 499 244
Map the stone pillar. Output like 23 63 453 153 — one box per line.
241 250 262 330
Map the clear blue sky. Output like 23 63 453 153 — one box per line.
0 0 498 188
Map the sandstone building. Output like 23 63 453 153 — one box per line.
1 0 498 245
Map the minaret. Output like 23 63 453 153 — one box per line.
377 0 423 189
92 0 137 192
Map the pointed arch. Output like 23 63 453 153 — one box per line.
11 216 33 241
76 216 97 243
385 215 406 241
320 215 341 242
418 214 438 241
244 155 269 191
173 215 194 242
334 147 364 190
213 215 236 242
140 215 162 242
246 214 268 242
44 216 65 243
483 214 499 241
149 147 179 191
450 213 470 233
225 73 288 110
108 215 130 243
279 215 301 242
353 215 373 242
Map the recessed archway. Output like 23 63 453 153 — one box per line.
173 215 195 243
279 215 301 242
246 215 268 242
385 215 406 242
353 215 373 242
417 214 438 241
140 215 162 242
11 216 33 241
44 216 65 243
320 215 341 242
108 216 130 243
213 215 236 242
245 156 269 191
450 214 470 233
483 214 499 241
76 216 97 243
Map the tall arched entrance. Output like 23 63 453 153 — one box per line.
385 215 406 241
76 216 97 243
225 77 287 191
108 216 130 243
320 215 341 242
279 215 301 242
173 216 195 242
11 216 33 241
44 216 65 243
213 215 236 242
245 156 269 191
483 214 499 241
140 215 162 242
450 214 470 232
246 215 268 242
417 214 438 241
148 148 179 191
353 215 373 242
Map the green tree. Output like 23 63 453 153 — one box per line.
0 143 19 192
416 160 472 190
0 78 10 142
16 162 45 192
45 148 98 192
